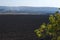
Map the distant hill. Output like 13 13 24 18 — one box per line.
0 6 59 14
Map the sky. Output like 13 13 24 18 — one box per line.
0 0 60 7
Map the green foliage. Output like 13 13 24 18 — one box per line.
34 12 60 40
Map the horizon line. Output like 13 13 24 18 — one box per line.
0 6 59 8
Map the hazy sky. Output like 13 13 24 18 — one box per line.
0 0 60 7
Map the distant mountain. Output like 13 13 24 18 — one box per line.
0 6 59 14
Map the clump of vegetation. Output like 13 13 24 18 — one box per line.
34 12 60 40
